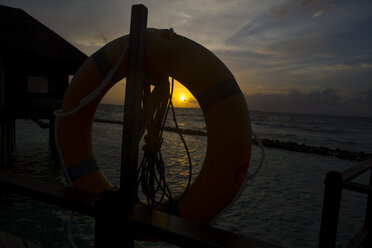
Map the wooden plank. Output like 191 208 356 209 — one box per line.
0 171 97 217
342 181 372 195
344 227 368 248
342 160 372 181
120 4 148 207
126 205 283 248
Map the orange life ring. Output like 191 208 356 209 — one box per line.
56 29 251 225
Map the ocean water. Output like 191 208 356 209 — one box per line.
1 104 371 248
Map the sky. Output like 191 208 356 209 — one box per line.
2 0 372 116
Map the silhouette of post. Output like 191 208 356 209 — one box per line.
48 116 56 154
94 4 148 248
120 4 148 208
0 57 6 169
363 168 372 247
0 119 6 169
319 171 343 248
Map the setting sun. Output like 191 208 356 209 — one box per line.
169 78 199 108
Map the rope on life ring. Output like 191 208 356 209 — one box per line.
55 28 252 225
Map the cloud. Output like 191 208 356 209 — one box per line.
312 4 334 18
221 1 372 96
270 0 336 19
291 63 372 75
245 88 372 117
257 34 326 58
364 90 372 104
227 0 372 57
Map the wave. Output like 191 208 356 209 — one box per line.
94 119 372 161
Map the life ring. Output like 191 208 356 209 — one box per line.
56 29 251 225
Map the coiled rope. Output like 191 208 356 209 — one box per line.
137 77 193 211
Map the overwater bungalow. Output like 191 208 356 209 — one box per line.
0 4 87 166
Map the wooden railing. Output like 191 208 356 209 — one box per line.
2 161 372 247
0 170 283 248
319 159 372 248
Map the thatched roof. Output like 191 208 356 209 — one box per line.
0 4 87 63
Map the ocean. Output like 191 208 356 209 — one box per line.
1 104 371 248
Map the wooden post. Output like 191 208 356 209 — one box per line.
0 56 4 107
11 119 15 151
0 56 6 169
120 4 148 207
0 119 7 169
95 189 132 247
363 168 372 247
49 116 56 154
95 5 147 248
318 171 343 248
6 119 11 163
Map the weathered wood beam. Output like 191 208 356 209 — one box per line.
342 159 372 181
344 227 368 248
342 181 372 195
0 171 97 216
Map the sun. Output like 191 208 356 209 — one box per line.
169 78 199 108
